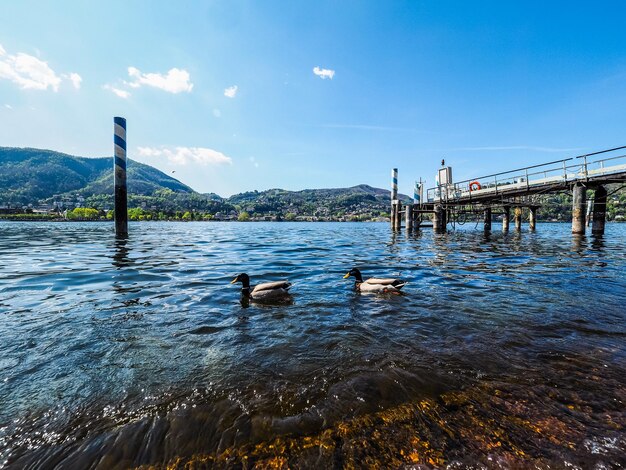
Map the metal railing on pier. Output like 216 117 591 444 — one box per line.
426 146 626 203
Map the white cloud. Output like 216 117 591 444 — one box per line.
103 84 131 99
224 85 238 98
0 44 62 91
313 66 335 80
67 72 82 89
0 44 82 91
249 156 259 168
4 104 12 109
126 66 193 93
213 108 221 118
137 146 232 166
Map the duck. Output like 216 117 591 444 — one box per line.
230 273 292 299
343 267 407 293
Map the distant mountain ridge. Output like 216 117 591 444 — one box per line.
0 147 408 218
0 147 193 204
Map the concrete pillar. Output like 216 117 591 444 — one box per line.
405 204 413 231
592 186 607 235
395 202 402 229
412 209 420 229
572 183 586 234
529 207 537 231
433 204 446 233
484 207 492 231
113 116 128 237
502 206 510 232
514 207 522 231
391 200 402 230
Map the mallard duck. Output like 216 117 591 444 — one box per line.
230 273 292 299
343 267 407 293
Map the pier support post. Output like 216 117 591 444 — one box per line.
529 207 537 231
113 116 128 237
391 200 402 230
433 204 447 233
592 186 607 235
502 206 510 232
484 207 492 231
572 183 586 234
412 206 420 229
405 204 413 231
514 207 522 231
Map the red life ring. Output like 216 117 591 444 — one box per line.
469 181 482 191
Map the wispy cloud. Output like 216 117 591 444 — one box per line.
213 108 221 118
224 85 238 98
103 84 130 99
65 72 82 89
313 66 335 80
249 156 259 168
322 123 420 132
441 146 584 153
137 146 232 166
125 66 193 93
4 104 12 109
0 43 80 91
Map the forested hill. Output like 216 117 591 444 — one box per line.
0 147 193 204
0 147 409 219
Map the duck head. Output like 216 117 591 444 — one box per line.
230 273 251 290
343 268 363 282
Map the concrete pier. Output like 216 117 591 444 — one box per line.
529 207 537 231
483 207 492 231
113 116 128 237
391 201 399 230
433 204 446 233
502 206 510 232
514 207 522 231
572 183 587 234
405 204 413 231
592 185 607 235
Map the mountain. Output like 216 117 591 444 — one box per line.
0 147 410 219
0 147 193 204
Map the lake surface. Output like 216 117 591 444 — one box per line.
0 221 624 469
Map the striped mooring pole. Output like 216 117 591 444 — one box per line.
414 181 421 205
114 116 128 237
391 168 399 229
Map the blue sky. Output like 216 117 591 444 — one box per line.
1 1 625 196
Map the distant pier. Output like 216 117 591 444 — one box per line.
391 146 626 235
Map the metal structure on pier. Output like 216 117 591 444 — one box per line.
391 146 626 235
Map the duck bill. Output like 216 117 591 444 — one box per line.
343 273 350 279
230 278 238 284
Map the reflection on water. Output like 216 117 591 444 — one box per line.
0 221 624 468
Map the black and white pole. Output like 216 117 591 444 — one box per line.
391 168 400 229
114 117 128 237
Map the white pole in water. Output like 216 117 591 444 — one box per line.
391 168 398 202
114 117 128 237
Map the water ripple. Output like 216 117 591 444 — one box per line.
0 221 625 468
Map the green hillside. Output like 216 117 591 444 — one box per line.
0 147 193 205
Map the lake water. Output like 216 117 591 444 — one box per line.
0 221 624 468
